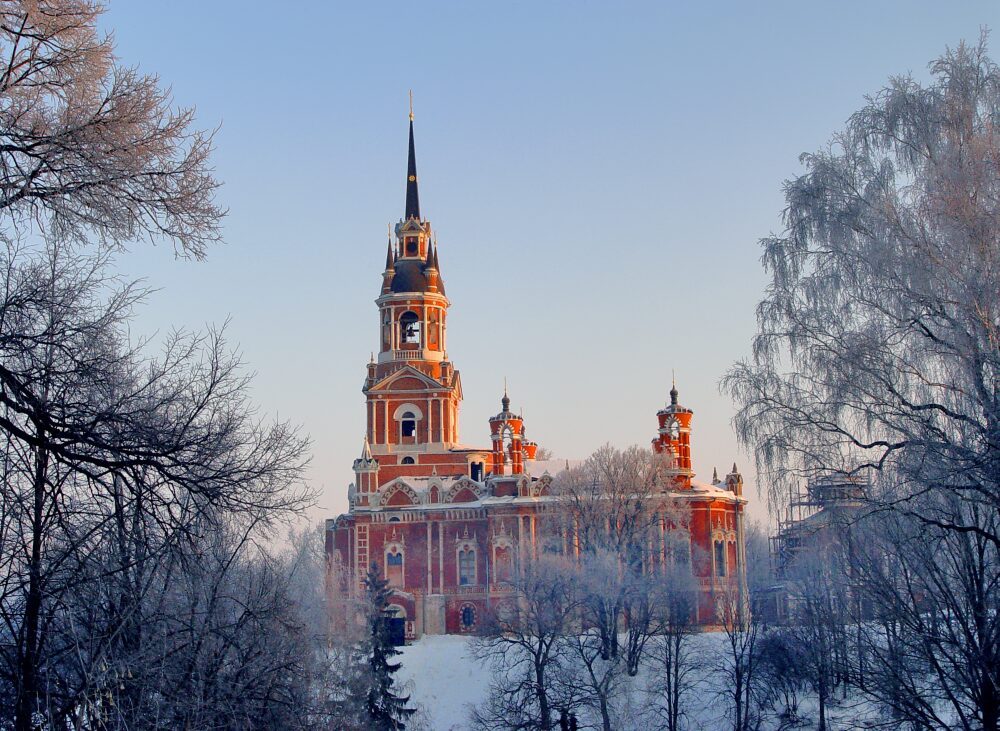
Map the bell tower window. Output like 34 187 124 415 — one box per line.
405 238 417 256
400 311 421 346
401 412 417 439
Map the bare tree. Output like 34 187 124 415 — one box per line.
781 547 850 731
642 562 699 731
0 242 310 729
0 0 224 255
717 585 763 731
724 34 1000 731
472 554 582 731
554 445 666 671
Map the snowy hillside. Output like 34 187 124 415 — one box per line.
396 632 890 731
396 636 491 730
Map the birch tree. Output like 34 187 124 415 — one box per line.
725 35 1000 730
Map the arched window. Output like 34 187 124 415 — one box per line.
458 548 476 586
401 456 415 465
399 311 420 346
459 604 476 631
401 412 416 439
714 540 727 577
668 529 692 571
470 461 484 481
494 546 513 583
387 550 404 587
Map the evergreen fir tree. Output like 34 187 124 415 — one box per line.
363 562 416 730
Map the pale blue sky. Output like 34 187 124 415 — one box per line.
101 2 998 526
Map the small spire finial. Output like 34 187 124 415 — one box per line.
670 372 679 406
502 378 510 412
713 466 719 483
409 89 414 122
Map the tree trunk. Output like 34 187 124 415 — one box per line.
982 674 999 731
16 436 48 731
536 664 551 730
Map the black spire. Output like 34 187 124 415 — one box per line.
385 238 394 270
405 100 420 220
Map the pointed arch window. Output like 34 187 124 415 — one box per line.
386 549 404 588
494 545 513 583
714 540 727 578
458 548 476 586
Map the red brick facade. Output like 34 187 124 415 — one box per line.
325 115 748 637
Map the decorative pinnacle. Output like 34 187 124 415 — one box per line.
670 371 679 406
409 89 414 122
502 378 510 413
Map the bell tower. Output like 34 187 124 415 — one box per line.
652 379 695 487
362 105 463 466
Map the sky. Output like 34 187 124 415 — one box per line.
100 1 999 528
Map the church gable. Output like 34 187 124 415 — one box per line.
368 365 443 394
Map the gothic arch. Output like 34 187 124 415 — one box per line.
446 479 482 503
380 482 419 507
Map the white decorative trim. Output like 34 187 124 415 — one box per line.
393 403 425 420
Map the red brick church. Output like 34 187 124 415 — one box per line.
325 112 749 638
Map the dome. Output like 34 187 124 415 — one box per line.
390 259 429 292
389 258 445 294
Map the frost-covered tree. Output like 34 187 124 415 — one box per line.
472 555 582 731
0 0 223 255
554 445 667 670
642 562 699 731
0 242 311 729
726 35 1000 731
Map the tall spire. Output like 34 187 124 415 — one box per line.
405 92 420 220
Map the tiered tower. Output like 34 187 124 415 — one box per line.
652 379 695 486
356 108 469 499
487 389 539 476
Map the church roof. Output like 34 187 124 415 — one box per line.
405 113 420 220
389 258 430 292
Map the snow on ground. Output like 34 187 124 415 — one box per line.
397 635 491 731
398 632 894 731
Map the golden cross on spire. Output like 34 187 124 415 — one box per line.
409 90 414 121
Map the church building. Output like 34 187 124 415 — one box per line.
325 111 749 639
